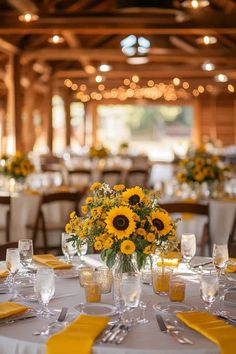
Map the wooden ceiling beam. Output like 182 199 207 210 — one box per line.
7 0 39 13
0 14 236 35
21 48 236 64
53 68 236 80
169 36 197 54
0 38 19 54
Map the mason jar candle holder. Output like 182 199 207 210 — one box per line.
152 266 172 296
169 276 186 302
95 266 113 294
84 280 101 303
78 267 94 287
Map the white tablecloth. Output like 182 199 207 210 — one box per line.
1 255 235 354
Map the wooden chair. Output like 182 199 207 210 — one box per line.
100 169 124 186
125 168 150 189
228 210 236 257
27 189 87 254
0 242 18 261
68 168 92 186
0 196 11 243
159 202 210 256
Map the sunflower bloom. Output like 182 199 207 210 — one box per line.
113 184 125 192
103 237 114 250
94 240 103 251
120 240 136 255
105 206 136 239
70 211 76 219
81 205 88 214
150 210 172 236
86 197 93 204
65 223 72 233
122 186 145 206
90 182 102 191
146 232 155 242
137 228 146 237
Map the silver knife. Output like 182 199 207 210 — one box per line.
156 314 168 332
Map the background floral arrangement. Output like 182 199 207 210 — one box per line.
89 145 110 159
176 154 231 184
0 151 35 180
65 183 178 270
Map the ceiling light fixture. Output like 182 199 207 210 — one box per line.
121 35 150 65
214 74 228 83
127 56 149 65
196 35 218 45
95 75 103 83
48 35 64 44
201 62 215 71
99 64 112 72
181 0 210 9
18 12 39 22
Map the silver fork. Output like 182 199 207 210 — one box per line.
33 307 68 336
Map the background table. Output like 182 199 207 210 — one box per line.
1 255 235 354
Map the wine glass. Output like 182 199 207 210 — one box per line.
61 233 77 264
34 268 55 318
18 239 33 273
121 273 142 308
77 239 88 267
181 233 196 268
200 268 219 312
6 248 21 300
212 244 229 278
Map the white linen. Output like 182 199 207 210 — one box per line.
1 255 234 354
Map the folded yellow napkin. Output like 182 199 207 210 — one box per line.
0 270 8 278
157 251 182 267
33 254 72 269
177 312 236 354
227 258 236 273
46 314 109 354
0 302 29 319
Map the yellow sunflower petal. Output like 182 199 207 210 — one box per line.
122 186 145 206
105 206 136 239
120 240 136 255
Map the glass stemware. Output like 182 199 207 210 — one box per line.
200 268 219 312
61 233 77 264
181 233 196 268
18 239 33 273
120 273 142 308
34 268 55 318
137 301 149 324
212 244 229 279
6 248 21 300
77 239 88 267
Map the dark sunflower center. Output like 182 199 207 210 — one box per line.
153 218 164 231
113 215 129 230
129 195 140 205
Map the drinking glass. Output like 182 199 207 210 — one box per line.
34 268 55 318
200 268 219 312
77 240 88 266
78 267 94 287
169 275 186 302
6 248 21 300
213 244 229 277
84 280 101 302
95 266 113 293
61 233 77 264
181 233 196 267
18 239 33 272
152 266 172 296
120 273 141 308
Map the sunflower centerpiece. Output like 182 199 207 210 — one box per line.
65 183 178 273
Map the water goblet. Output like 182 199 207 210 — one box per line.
212 244 229 279
61 232 77 264
18 239 33 273
34 268 55 318
6 248 21 300
181 233 196 268
121 273 142 308
77 239 88 267
137 301 149 324
200 268 219 312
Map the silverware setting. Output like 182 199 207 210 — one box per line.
99 322 130 344
0 311 37 327
156 314 193 345
32 307 68 336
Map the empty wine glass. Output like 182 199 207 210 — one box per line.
200 268 219 312
181 233 196 268
137 301 149 324
61 233 77 264
34 268 55 318
18 239 33 273
213 244 229 278
6 248 21 300
77 239 88 267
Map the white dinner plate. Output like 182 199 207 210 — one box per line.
75 303 117 317
153 302 195 314
224 289 236 307
55 269 79 279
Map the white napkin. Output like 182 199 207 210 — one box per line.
82 255 105 268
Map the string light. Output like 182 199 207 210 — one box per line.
214 74 228 83
201 62 215 71
18 13 39 22
196 35 217 45
228 84 235 93
95 75 103 83
173 78 180 86
132 75 139 83
48 35 64 44
183 82 189 89
181 0 209 9
99 64 112 72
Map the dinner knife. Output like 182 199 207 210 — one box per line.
156 314 168 332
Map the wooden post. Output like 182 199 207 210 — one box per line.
91 101 97 146
193 99 201 146
63 90 71 148
6 54 23 152
46 79 53 152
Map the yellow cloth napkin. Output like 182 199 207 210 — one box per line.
0 270 8 278
0 302 28 319
227 258 236 273
177 312 236 354
157 251 182 267
46 314 109 354
33 254 72 269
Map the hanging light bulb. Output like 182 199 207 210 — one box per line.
181 0 210 9
48 35 65 44
18 12 39 22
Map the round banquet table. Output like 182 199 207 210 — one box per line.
1 255 236 354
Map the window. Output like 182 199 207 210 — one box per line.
52 95 66 154
70 102 85 151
